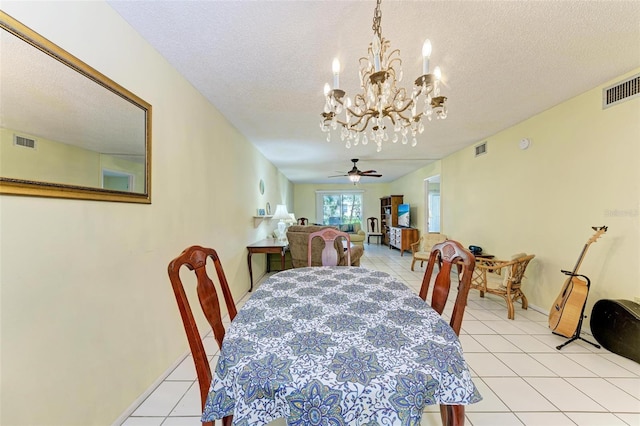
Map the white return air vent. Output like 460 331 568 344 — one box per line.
14 134 37 149
475 141 487 157
603 73 640 109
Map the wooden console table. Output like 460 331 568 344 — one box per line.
246 238 288 291
389 227 419 256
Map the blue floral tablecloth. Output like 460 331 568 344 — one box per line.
202 266 481 426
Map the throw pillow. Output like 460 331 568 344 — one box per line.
341 224 354 233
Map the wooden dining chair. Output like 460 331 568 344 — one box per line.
419 239 475 336
168 246 236 426
308 228 351 266
366 217 384 244
297 217 309 225
418 239 475 426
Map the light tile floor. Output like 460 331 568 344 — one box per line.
121 244 640 426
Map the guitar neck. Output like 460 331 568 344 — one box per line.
571 244 590 275
569 226 607 275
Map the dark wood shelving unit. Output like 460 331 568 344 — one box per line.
380 195 403 246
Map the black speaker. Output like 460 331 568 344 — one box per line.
468 245 483 255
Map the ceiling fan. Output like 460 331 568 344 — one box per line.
329 159 382 183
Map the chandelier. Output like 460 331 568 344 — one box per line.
320 0 448 152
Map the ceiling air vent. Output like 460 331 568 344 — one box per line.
475 141 487 157
603 74 640 109
14 134 37 149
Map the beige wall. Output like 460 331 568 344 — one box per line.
390 161 441 231
0 2 292 425
1 127 146 192
392 69 640 315
293 182 391 226
1 127 102 187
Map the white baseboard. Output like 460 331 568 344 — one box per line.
110 350 191 426
527 302 547 315
527 302 596 337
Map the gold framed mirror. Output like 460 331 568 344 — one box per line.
0 12 152 203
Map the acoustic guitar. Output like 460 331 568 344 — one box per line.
548 226 607 338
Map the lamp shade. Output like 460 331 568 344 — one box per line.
272 204 290 220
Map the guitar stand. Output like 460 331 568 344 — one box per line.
555 272 601 351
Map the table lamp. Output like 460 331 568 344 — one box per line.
287 213 297 227
272 204 290 241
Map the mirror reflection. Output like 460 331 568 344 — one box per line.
0 12 151 203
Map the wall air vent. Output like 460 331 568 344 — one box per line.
14 134 37 149
475 141 487 157
603 73 640 109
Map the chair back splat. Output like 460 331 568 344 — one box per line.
419 240 475 335
297 217 309 225
168 245 237 421
366 217 384 244
308 228 351 266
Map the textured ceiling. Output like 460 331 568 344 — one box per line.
108 0 640 184
0 24 146 162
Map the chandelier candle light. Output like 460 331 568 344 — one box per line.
320 0 448 152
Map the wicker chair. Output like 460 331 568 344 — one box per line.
410 233 447 271
470 253 536 319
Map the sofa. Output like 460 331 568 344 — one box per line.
286 225 364 267
335 223 366 247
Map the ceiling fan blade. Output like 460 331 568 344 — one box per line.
358 169 377 174
361 173 383 177
328 174 348 178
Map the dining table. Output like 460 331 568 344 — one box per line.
202 266 481 425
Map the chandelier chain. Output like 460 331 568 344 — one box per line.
372 0 382 40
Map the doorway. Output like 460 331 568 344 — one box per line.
102 169 134 192
424 175 441 233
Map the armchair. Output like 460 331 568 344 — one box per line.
410 233 447 271
286 225 364 268
470 253 536 319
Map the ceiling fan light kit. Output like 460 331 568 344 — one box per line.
320 0 448 152
329 159 383 185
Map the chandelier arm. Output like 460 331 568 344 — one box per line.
345 107 368 120
350 114 376 133
390 97 414 114
395 110 423 124
380 107 400 122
